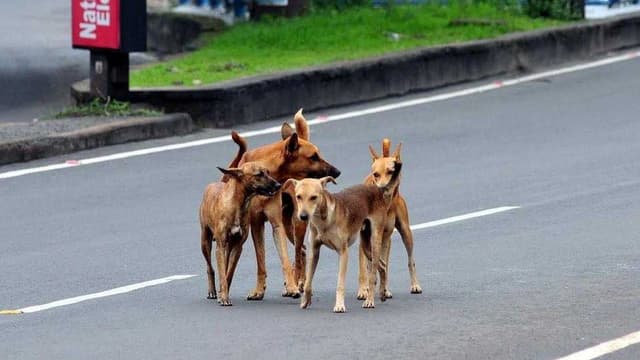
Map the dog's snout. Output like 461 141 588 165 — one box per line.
273 181 282 191
299 212 309 221
330 167 341 178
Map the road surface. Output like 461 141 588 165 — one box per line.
1 53 639 359
0 0 152 123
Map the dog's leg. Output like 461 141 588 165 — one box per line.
247 216 267 300
293 219 308 292
215 238 232 306
301 238 321 309
379 229 393 300
363 223 383 308
396 197 422 294
200 226 217 300
334 245 348 313
271 219 300 298
357 224 372 300
226 240 244 291
357 237 370 300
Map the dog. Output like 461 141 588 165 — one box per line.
230 110 341 300
199 160 281 306
356 139 422 301
284 160 402 312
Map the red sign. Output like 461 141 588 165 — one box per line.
72 0 120 50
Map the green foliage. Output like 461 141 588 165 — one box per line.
131 4 565 88
524 0 584 20
311 0 370 11
53 98 163 119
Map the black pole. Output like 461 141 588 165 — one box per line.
89 50 130 100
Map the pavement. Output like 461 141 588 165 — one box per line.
1 54 640 359
0 1 154 124
586 2 640 19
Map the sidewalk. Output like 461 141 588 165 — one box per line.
0 114 194 165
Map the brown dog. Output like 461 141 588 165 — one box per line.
357 139 422 300
231 110 341 300
199 161 281 306
285 160 402 312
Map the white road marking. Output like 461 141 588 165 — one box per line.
409 206 520 231
0 274 196 315
556 330 640 360
1 50 639 180
1 206 519 315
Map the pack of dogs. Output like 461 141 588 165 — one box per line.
199 109 422 312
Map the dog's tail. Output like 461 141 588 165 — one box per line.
228 131 247 168
220 131 248 182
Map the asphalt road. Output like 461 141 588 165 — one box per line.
0 0 152 123
1 55 640 359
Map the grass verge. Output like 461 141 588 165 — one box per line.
131 3 565 88
53 99 163 119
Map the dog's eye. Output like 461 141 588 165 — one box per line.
296 195 302 200
373 173 380 178
310 153 320 162
310 195 317 201
386 170 393 175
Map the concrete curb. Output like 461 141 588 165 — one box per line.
0 114 194 165
73 13 640 127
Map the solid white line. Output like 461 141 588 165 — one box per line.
409 206 520 231
1 50 639 180
1 274 196 314
556 330 640 360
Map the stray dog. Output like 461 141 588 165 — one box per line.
357 139 422 301
285 161 402 312
199 160 281 306
230 110 341 300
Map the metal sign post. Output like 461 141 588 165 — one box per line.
72 0 147 100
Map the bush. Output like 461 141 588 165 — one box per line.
311 0 370 10
524 0 584 19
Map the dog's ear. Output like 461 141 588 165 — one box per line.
294 109 310 141
368 145 380 161
281 178 298 219
391 142 402 161
285 133 299 155
281 179 298 204
217 167 243 178
382 139 391 157
281 122 294 140
319 176 337 187
282 178 298 195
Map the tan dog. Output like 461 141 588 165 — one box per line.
357 139 422 300
231 110 341 300
199 161 281 306
285 161 402 312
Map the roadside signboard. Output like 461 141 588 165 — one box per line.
72 0 121 50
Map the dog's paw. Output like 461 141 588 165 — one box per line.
384 289 393 299
362 298 375 309
300 295 312 309
282 286 301 299
356 287 369 300
217 298 232 306
246 289 265 301
410 284 423 294
207 292 217 300
333 304 346 313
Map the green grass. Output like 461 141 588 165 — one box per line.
53 98 163 119
131 3 565 88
